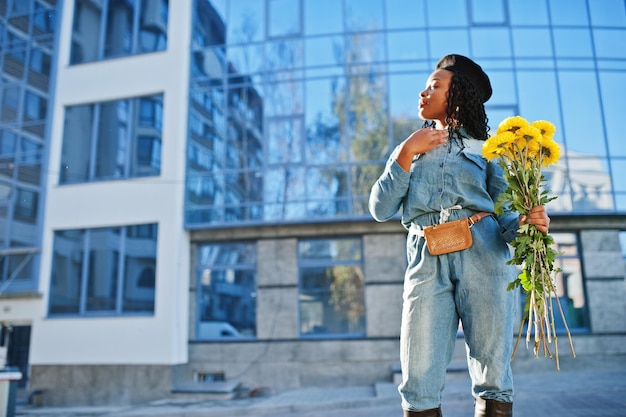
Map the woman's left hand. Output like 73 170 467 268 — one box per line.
519 206 550 234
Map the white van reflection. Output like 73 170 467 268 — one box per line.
198 321 243 339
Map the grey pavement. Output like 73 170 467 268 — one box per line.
16 354 626 417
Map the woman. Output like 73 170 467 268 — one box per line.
369 54 550 417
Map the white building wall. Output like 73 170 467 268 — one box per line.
29 0 193 365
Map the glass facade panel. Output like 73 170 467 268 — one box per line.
558 71 605 157
512 29 552 57
385 0 425 29
548 0 588 26
510 2 551 28
600 72 626 157
71 0 169 65
298 238 365 337
470 28 511 58
304 0 342 35
268 0 301 38
49 224 158 317
387 31 428 62
196 242 257 339
187 0 626 228
593 29 626 59
552 28 592 58
60 94 163 184
470 0 505 25
426 0 467 27
588 0 626 27
345 0 384 32
227 0 264 44
0 0 60 291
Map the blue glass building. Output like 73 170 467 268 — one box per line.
0 0 625 406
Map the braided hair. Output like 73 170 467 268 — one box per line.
422 71 490 140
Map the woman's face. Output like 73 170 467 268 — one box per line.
419 68 453 126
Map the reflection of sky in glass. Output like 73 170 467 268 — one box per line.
553 29 592 58
512 29 552 57
269 0 300 37
426 0 467 27
600 72 626 157
588 0 626 26
345 0 384 32
486 71 516 106
387 31 428 61
559 71 606 156
304 0 342 35
385 0 425 29
508 0 549 25
389 73 424 118
428 29 470 60
516 71 562 139
470 0 505 24
593 29 626 59
470 28 511 58
549 0 588 26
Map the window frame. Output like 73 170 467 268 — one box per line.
48 223 158 317
297 236 366 339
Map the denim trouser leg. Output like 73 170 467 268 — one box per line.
456 255 516 402
399 235 458 411
399 218 517 410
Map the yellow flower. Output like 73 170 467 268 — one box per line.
514 125 541 154
497 116 529 135
526 138 541 160
531 120 556 140
537 136 561 167
483 131 516 161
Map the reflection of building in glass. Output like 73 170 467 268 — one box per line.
188 0 264 225
0 0 625 408
546 151 613 212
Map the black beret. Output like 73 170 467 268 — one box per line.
436 54 492 103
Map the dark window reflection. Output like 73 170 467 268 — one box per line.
197 242 257 339
49 224 158 316
298 238 365 337
61 94 163 184
71 0 168 65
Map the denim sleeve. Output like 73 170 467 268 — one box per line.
369 149 411 222
486 159 519 243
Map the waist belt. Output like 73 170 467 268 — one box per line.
467 211 493 227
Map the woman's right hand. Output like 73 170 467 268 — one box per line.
396 127 448 171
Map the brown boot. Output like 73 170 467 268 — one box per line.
474 397 512 417
404 407 442 417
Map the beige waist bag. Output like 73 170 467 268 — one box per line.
423 212 493 255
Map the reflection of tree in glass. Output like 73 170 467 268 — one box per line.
329 265 365 333
343 34 389 212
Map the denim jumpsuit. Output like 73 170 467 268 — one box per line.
369 128 520 412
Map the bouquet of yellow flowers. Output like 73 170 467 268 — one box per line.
482 116 575 370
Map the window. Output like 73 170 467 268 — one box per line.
48 224 158 316
196 242 257 340
60 94 163 184
70 0 169 65
13 188 38 223
298 238 365 337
